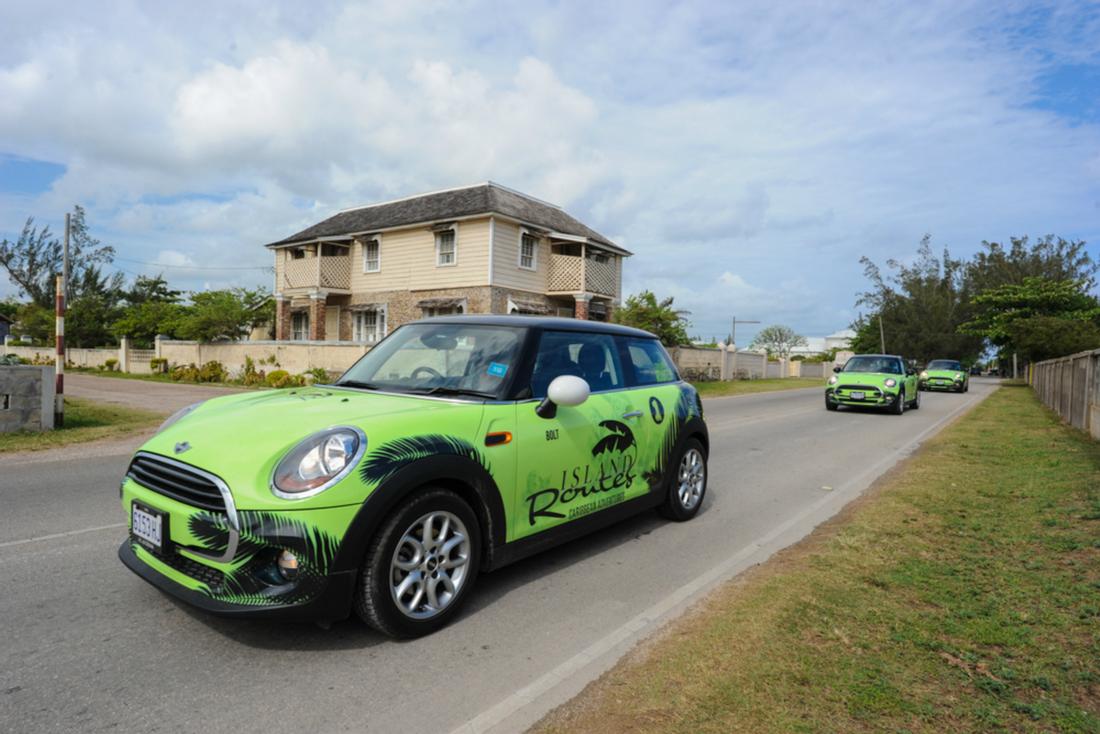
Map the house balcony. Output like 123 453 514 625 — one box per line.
281 254 351 292
546 252 618 297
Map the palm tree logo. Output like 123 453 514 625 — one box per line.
592 420 636 456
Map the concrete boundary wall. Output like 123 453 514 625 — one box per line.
1031 347 1099 440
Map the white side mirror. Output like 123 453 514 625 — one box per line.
537 375 590 418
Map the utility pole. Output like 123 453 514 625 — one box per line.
730 316 761 348
878 313 886 353
54 213 69 428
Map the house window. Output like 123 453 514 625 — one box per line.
423 303 465 318
363 238 380 273
353 307 386 343
290 248 306 260
436 228 456 266
291 312 309 341
520 232 538 270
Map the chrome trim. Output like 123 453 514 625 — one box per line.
270 426 368 501
622 410 643 419
131 451 239 531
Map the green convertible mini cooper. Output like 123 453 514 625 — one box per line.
825 354 920 414
119 317 709 637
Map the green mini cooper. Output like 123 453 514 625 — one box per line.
919 359 969 393
825 354 920 414
119 317 708 637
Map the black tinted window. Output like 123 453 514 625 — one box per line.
530 331 623 397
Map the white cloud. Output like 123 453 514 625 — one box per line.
0 0 1098 339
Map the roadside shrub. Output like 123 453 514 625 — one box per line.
170 360 228 383
149 357 169 374
238 356 267 387
0 353 26 365
266 369 304 389
104 358 119 372
303 367 330 384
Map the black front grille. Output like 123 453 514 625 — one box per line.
836 384 884 397
127 453 226 513
159 548 225 591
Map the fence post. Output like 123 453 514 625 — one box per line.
154 334 163 360
119 336 130 373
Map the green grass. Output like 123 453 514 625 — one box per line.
536 386 1100 734
66 367 251 389
692 377 823 398
0 397 164 453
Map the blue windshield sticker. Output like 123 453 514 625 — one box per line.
487 362 508 378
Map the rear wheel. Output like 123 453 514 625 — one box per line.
354 488 481 638
659 438 707 521
909 387 920 409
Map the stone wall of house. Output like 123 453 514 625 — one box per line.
0 365 55 433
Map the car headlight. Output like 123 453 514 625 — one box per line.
156 402 202 434
828 375 838 385
955 373 963 381
920 371 928 379
884 378 897 388
272 427 366 499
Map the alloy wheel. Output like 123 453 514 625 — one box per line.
389 511 471 619
678 448 706 510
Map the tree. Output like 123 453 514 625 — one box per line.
851 235 984 363
64 266 126 347
966 236 1096 294
112 301 187 347
612 290 691 346
1007 317 1100 362
749 324 807 358
125 274 181 305
175 288 271 342
0 206 115 308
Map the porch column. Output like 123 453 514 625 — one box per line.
574 293 592 320
275 295 290 341
308 293 326 341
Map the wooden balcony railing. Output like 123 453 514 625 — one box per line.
283 255 350 290
547 253 617 296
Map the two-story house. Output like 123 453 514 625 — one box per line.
266 182 630 342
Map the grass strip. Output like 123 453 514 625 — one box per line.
0 397 163 453
692 377 823 398
535 385 1100 733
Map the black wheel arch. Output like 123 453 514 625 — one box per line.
331 455 507 576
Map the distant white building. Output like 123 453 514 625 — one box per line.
791 328 855 357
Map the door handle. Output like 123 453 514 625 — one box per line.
622 410 643 419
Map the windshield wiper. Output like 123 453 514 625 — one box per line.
334 380 382 390
410 386 496 399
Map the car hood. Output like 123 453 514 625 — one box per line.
135 387 486 510
924 369 964 379
833 372 903 388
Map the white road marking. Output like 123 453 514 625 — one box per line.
0 523 126 549
450 388 990 734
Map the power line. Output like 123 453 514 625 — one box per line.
113 256 272 271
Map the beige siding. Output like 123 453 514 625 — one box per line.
348 218 491 293
274 249 285 291
491 218 549 293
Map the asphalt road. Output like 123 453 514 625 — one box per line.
0 379 997 733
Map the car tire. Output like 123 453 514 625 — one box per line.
354 488 481 638
659 438 707 522
826 395 838 411
909 387 920 410
892 388 905 415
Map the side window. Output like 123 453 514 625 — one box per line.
623 337 679 386
530 331 623 398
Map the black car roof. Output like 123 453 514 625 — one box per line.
848 354 906 360
407 314 657 338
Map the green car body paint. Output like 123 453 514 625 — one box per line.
919 359 969 392
118 317 709 636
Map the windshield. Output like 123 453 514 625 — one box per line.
336 323 526 398
843 356 903 375
927 360 962 371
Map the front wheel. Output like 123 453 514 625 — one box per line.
354 488 481 638
892 388 906 415
659 438 707 521
826 395 838 411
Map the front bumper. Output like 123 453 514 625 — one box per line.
119 541 356 620
826 386 901 409
920 379 964 391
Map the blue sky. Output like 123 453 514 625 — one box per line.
1 0 1098 343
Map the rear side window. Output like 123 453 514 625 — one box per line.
530 331 624 397
622 337 679 386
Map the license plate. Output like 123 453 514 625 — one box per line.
132 503 167 553
850 391 865 400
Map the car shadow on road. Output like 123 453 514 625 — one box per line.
177 498 709 651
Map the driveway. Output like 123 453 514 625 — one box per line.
0 379 998 733
65 373 245 414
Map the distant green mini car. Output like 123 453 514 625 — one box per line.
920 359 969 392
825 354 919 414
118 316 708 637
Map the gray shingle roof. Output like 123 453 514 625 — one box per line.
265 182 628 254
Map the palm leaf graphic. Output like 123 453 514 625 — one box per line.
592 420 636 456
360 434 489 487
